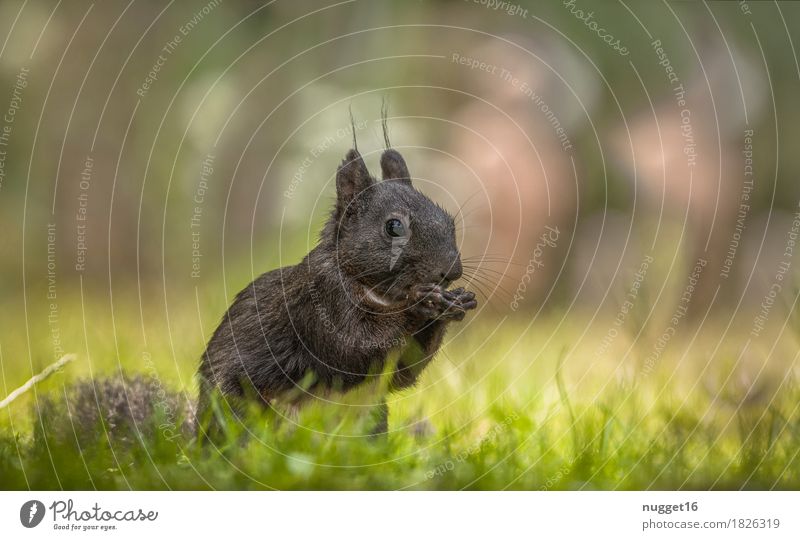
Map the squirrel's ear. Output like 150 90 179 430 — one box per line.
336 149 374 209
380 149 411 185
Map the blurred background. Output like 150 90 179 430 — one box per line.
1 0 799 410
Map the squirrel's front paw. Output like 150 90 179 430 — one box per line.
407 284 478 323
442 287 478 318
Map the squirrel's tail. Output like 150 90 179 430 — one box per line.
34 374 195 448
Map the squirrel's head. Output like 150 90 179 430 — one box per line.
328 148 462 301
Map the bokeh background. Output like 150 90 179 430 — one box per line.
1 0 800 489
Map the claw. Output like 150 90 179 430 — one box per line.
406 284 477 323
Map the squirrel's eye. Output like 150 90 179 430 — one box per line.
385 218 405 238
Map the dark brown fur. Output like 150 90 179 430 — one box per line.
198 147 477 430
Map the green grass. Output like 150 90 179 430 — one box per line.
1 288 799 490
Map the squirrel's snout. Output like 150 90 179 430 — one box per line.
438 257 463 284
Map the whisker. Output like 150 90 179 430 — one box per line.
349 268 389 280
466 275 504 298
382 274 405 295
458 278 507 316
364 274 400 296
462 253 519 261
461 270 511 288
454 205 486 226
452 189 485 226
461 265 512 278
462 272 515 302
462 258 525 268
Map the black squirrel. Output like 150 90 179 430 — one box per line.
34 140 476 444
198 145 477 432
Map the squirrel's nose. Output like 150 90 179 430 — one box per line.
439 259 463 283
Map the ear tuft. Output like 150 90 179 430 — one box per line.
380 149 411 185
336 149 374 212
